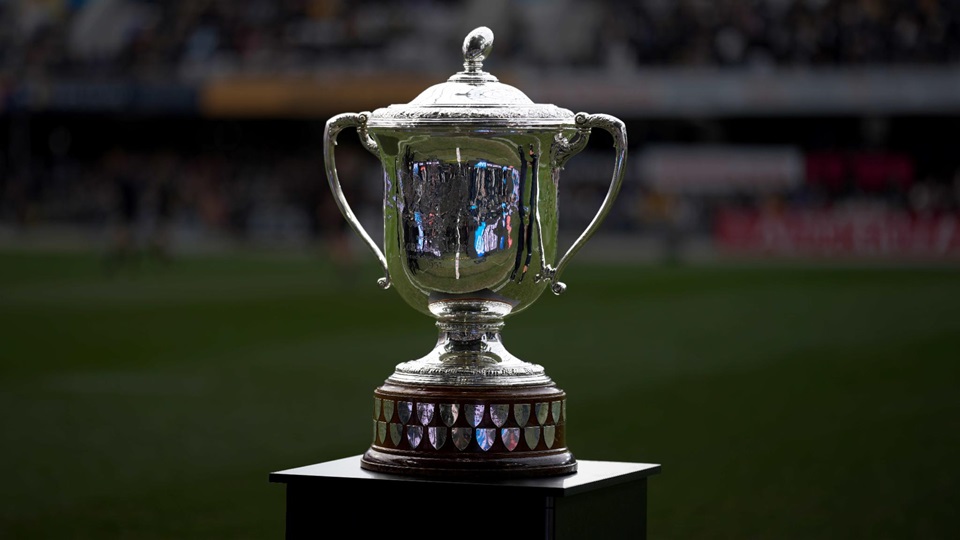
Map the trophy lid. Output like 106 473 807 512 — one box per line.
366 27 576 128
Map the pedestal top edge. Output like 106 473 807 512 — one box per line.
269 455 661 495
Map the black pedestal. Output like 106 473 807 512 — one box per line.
270 455 661 540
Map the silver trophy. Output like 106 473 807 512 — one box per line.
324 27 627 478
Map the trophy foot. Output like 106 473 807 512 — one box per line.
361 381 576 479
361 447 577 479
390 298 553 387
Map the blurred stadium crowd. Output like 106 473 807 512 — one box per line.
2 0 960 261
3 0 960 76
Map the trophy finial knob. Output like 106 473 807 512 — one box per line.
463 26 494 71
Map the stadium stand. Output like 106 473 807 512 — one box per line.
2 0 959 261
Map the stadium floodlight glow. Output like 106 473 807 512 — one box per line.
324 26 627 478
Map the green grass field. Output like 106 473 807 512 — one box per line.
1 248 958 539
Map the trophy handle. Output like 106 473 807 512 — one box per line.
539 112 627 295
324 112 391 289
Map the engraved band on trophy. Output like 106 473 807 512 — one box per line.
323 26 627 478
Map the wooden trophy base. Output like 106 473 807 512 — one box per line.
360 380 577 479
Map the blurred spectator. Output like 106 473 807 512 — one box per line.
103 146 142 274
147 149 179 263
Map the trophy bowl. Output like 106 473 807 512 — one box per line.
324 26 627 478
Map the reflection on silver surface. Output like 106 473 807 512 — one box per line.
490 404 509 427
417 402 435 425
440 403 459 426
429 427 447 450
399 158 521 280
467 404 485 428
551 401 562 423
514 404 530 427
535 402 549 425
524 426 541 449
407 425 423 449
502 428 520 451
452 427 472 450
377 421 387 445
476 428 496 451
374 397 381 420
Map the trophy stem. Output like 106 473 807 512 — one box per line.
387 302 553 387
435 319 505 361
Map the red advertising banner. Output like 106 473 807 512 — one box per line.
715 209 960 257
